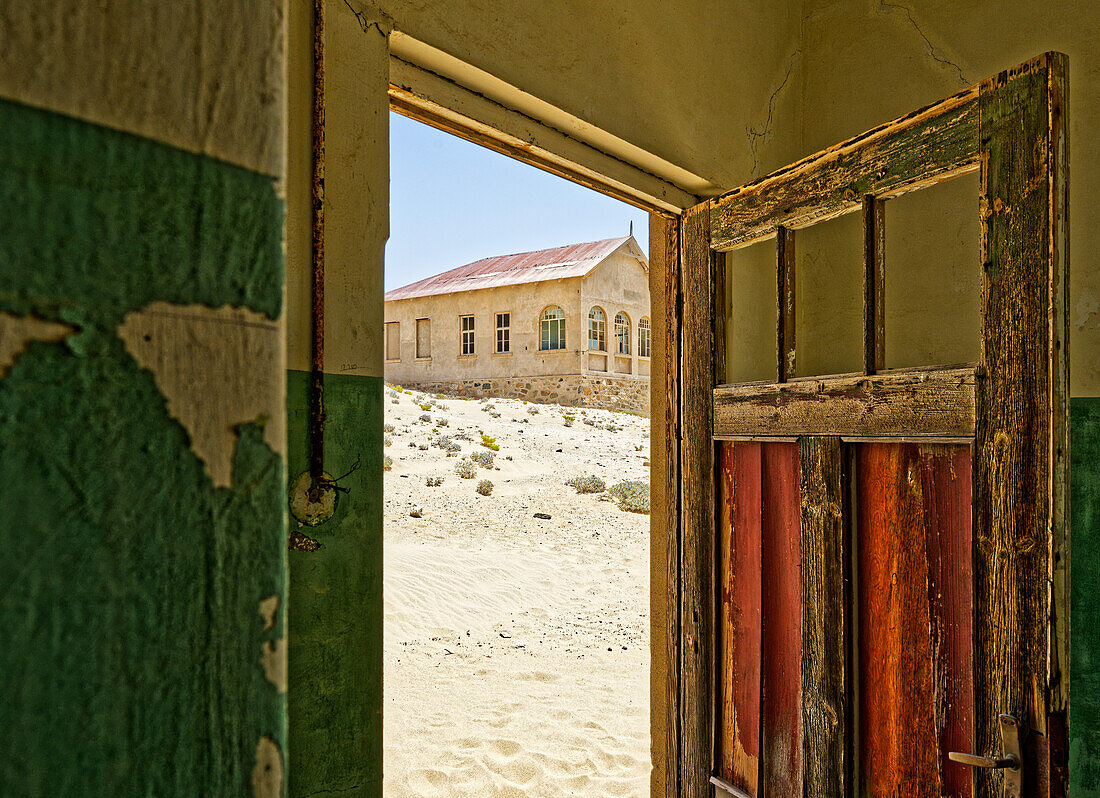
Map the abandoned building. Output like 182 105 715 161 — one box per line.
383 235 651 412
4 1 1100 797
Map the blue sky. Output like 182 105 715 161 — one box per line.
386 112 649 291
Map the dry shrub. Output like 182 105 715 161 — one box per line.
566 475 606 494
476 479 493 496
609 481 649 513
469 450 495 469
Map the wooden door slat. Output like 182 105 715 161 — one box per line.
857 443 974 798
717 443 763 793
798 436 846 797
710 87 979 251
919 444 975 798
651 213 681 798
760 442 804 795
714 366 976 439
777 227 796 382
974 52 1068 798
863 196 886 374
680 202 714 798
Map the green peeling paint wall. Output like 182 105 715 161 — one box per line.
1072 398 1100 796
0 99 287 796
286 369 384 797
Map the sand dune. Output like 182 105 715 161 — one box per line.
383 389 650 797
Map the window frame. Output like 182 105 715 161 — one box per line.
495 311 511 354
384 320 400 362
415 317 431 360
588 306 607 352
614 311 631 355
459 314 475 356
638 316 651 359
540 306 566 352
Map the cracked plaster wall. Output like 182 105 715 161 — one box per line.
0 1 288 795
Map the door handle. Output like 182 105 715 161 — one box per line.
947 752 1019 770
948 714 1023 798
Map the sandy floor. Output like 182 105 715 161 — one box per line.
382 387 651 797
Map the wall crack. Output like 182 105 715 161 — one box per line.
878 1 969 86
747 49 800 178
341 0 392 37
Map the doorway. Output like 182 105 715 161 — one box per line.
384 111 654 797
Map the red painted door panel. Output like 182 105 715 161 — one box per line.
857 443 973 798
716 442 802 796
717 442 973 797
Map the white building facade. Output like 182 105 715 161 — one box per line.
384 236 651 413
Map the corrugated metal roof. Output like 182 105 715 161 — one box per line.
384 236 636 302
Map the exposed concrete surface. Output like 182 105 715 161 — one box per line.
119 303 286 488
0 312 75 377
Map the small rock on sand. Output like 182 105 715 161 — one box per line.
533 512 551 520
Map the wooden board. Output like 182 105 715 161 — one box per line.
710 86 979 250
680 202 714 798
919 444 974 798
974 52 1068 798
760 442 803 795
798 437 846 796
777 228 796 382
713 366 976 439
717 443 762 794
863 196 886 374
650 213 681 798
857 443 973 798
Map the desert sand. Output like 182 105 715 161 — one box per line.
383 386 651 797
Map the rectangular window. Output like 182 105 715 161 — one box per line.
495 313 510 353
385 321 400 361
460 315 475 355
416 318 431 359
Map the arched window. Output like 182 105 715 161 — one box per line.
540 306 566 351
638 316 651 358
588 307 606 351
614 312 631 355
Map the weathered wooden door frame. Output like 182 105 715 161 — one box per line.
667 52 1069 798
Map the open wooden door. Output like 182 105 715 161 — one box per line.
676 53 1068 798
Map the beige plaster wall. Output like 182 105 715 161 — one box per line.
286 0 390 377
374 0 806 190
383 278 584 384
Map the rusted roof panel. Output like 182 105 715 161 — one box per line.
384 236 632 301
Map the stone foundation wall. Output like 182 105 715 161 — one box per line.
397 374 650 416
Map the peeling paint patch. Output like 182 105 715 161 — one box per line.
262 639 287 694
118 302 285 488
0 312 75 377
1076 293 1099 330
259 595 280 632
251 735 284 798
